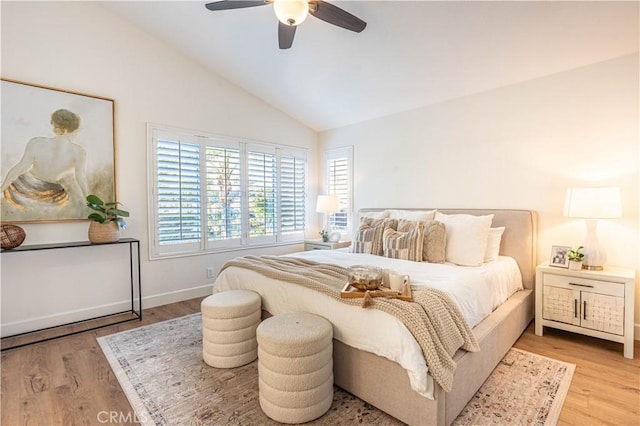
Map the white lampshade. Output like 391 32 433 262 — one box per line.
273 0 309 26
563 187 622 270
316 195 339 213
564 187 622 219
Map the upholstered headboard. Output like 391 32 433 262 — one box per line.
358 209 538 289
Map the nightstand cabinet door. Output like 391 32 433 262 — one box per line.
543 286 580 326
581 292 624 335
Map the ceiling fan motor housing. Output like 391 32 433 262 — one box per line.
273 0 309 26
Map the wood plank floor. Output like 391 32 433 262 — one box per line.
2 297 639 426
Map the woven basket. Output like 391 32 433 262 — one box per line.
88 221 120 244
1 224 26 249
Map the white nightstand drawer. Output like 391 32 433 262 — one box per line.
544 274 624 297
305 242 331 251
304 240 351 251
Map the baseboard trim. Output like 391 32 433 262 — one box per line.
1 300 135 337
141 284 213 310
1 285 213 338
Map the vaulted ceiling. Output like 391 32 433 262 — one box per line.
102 1 639 131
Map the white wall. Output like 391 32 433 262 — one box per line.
319 54 640 336
0 2 318 335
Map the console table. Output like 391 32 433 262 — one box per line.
1 238 142 350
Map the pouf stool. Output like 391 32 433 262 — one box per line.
201 290 261 368
256 312 333 424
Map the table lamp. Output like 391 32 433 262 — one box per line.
563 187 622 270
316 195 339 241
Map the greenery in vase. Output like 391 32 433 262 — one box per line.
568 246 585 262
86 194 130 229
319 230 329 240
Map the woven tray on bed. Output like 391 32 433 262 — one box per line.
340 282 413 302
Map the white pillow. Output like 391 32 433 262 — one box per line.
434 212 493 266
484 227 505 262
356 210 389 222
387 209 436 222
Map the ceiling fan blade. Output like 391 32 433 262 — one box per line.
205 0 269 11
309 0 366 33
278 22 296 49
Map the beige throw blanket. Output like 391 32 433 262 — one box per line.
219 255 479 392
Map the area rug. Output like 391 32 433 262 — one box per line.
98 313 575 426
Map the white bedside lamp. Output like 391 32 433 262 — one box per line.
563 187 622 270
316 195 339 240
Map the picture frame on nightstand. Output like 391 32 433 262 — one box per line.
549 245 570 268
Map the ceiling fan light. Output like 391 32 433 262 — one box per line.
274 0 309 26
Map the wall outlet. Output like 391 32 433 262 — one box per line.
206 267 215 279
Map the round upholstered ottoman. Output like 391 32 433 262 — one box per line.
201 290 261 369
256 312 333 424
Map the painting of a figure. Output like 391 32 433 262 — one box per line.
1 79 115 222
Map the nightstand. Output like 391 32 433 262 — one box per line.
304 240 351 251
535 263 636 359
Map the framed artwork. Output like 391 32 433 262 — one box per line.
550 245 571 268
1 79 116 223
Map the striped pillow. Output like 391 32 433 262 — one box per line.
383 221 424 261
398 219 446 263
351 218 396 255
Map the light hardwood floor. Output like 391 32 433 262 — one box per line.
2 297 639 425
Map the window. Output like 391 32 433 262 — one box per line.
324 147 353 233
149 124 307 258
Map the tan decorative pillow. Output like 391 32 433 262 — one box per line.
383 221 424 261
351 218 396 255
397 219 446 263
423 221 446 263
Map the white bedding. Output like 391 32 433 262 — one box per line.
213 249 523 399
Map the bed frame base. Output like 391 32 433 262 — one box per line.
333 289 534 426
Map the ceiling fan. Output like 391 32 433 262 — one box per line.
205 0 367 49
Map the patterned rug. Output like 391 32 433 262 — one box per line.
98 314 574 426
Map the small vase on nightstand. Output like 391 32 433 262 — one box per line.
568 260 583 271
568 246 585 271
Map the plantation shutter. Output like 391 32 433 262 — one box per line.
327 154 351 232
247 144 277 244
205 140 242 249
153 131 202 255
279 148 306 241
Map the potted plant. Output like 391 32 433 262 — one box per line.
86 194 130 243
568 245 585 270
319 230 329 242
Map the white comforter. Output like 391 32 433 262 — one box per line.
213 249 523 399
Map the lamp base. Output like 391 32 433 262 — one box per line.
582 264 603 271
581 219 606 272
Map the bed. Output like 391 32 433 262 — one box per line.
213 208 537 425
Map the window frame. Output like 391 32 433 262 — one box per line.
324 146 353 234
147 123 307 260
